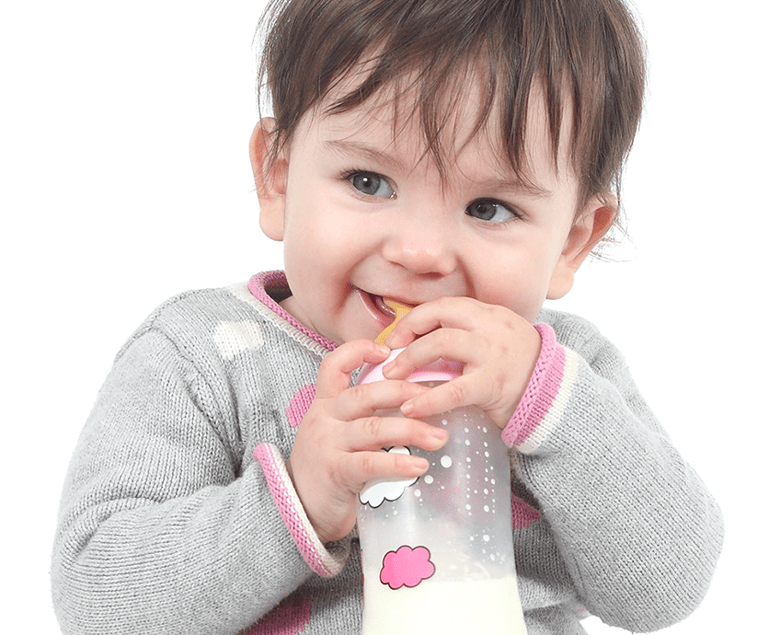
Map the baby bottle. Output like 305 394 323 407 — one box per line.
356 300 528 635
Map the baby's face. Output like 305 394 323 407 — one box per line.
258 80 604 344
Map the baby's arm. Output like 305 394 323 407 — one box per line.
52 329 315 635
505 315 723 630
384 300 723 630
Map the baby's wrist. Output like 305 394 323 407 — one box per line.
501 322 564 447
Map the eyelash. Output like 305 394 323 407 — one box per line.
341 168 524 224
465 198 525 225
341 169 396 200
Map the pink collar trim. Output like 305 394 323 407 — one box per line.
248 271 338 351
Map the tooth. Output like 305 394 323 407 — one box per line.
383 299 413 314
374 295 395 317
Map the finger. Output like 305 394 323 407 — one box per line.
382 328 480 380
342 414 448 452
399 375 488 420
386 297 487 348
337 447 430 492
315 339 391 397
332 379 429 421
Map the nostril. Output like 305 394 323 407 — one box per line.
382 241 456 277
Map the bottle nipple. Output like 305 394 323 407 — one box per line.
375 299 413 345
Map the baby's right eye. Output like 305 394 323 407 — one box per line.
348 171 395 199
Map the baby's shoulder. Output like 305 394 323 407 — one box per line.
537 306 601 343
536 306 624 363
114 282 274 362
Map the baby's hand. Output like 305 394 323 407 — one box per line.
286 339 448 544
382 297 542 430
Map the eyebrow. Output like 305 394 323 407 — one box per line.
323 138 554 200
324 139 408 174
474 175 554 200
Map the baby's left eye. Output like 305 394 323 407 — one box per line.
465 198 520 223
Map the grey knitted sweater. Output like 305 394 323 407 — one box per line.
51 271 723 634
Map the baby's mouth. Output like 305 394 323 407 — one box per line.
372 294 397 320
359 289 412 329
365 294 415 345
358 289 393 327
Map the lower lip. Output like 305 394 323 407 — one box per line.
357 289 395 329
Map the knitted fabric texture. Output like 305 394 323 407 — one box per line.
51 272 723 635
254 444 345 577
503 322 564 448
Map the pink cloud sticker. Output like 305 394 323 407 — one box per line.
241 595 312 634
511 491 541 529
380 545 435 590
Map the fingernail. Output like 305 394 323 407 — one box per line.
430 427 448 440
376 344 390 356
414 457 429 470
400 400 415 416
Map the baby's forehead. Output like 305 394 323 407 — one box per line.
260 0 645 211
305 76 573 187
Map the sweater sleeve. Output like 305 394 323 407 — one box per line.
503 319 724 632
253 442 348 578
51 329 324 635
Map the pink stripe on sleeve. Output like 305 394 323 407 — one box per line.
253 443 345 578
502 322 566 447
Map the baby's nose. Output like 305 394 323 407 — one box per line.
381 219 457 276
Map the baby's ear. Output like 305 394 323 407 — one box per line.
547 196 617 299
249 118 288 241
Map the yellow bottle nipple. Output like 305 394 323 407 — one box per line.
375 299 413 345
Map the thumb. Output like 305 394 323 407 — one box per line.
315 339 391 398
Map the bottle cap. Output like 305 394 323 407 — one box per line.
357 347 463 385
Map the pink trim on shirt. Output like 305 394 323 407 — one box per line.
253 443 344 578
248 271 337 352
502 322 566 447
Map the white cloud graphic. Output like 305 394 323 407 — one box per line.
213 321 264 359
359 447 419 508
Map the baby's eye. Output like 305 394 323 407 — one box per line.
465 198 520 223
348 171 395 198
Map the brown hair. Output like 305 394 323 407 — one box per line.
256 0 645 220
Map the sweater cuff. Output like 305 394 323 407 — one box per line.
501 322 570 453
254 443 348 578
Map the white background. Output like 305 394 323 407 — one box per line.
1 0 764 632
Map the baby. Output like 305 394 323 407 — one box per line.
51 0 723 633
